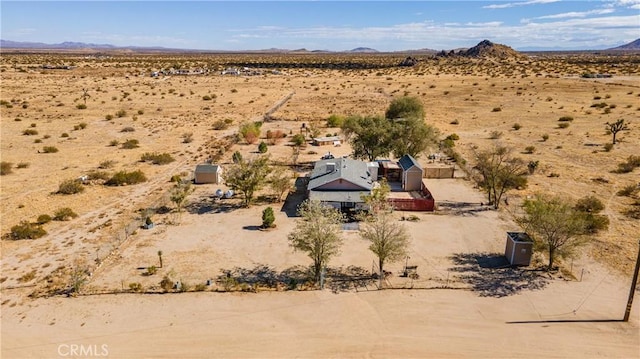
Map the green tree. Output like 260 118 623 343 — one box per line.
361 179 391 214
359 209 410 289
262 207 275 228
605 119 629 145
517 194 588 271
385 96 425 122
472 145 527 209
288 200 344 284
232 151 243 164
342 115 393 161
225 156 272 207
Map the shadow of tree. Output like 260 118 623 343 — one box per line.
280 177 308 217
326 265 375 293
185 196 243 215
449 252 548 297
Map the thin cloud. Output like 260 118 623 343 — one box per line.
229 14 639 50
533 8 616 19
606 0 640 9
484 0 560 9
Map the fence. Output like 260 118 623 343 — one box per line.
423 166 455 179
388 186 435 212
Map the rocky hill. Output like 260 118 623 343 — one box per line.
438 40 526 60
608 38 640 51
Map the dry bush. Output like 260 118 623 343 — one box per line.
121 139 139 149
53 207 78 221
141 152 175 165
1 161 13 175
42 146 58 153
9 221 47 240
57 179 85 195
105 170 147 186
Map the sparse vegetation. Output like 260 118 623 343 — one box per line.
42 146 59 153
53 207 78 221
141 152 175 165
105 170 147 186
9 221 47 240
558 122 570 129
121 139 139 149
57 179 85 195
1 161 13 176
605 119 629 145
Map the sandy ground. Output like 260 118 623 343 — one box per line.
1 54 639 358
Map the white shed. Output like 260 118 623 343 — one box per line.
194 164 223 184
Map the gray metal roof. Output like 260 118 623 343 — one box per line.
398 154 422 171
195 164 221 173
308 158 373 191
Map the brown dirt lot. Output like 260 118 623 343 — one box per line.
1 52 639 358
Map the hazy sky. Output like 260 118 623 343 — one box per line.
1 1 639 51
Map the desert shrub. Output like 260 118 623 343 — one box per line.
450 119 459 125
36 214 52 225
558 122 570 129
57 179 85 194
86 170 110 181
34 139 42 143
524 146 536 154
541 134 549 142
98 160 116 169
105 170 147 186
129 282 143 292
212 119 230 130
121 139 139 149
614 156 640 173
115 109 127 118
121 126 135 132
446 133 460 141
239 122 261 144
109 139 119 147
61 132 69 138
76 104 87 109
548 172 560 178
575 196 605 213
42 146 58 153
489 130 503 139
22 129 38 136
290 133 306 146
558 116 574 122
170 174 182 182
182 132 193 143
16 162 29 169
590 102 608 109
231 88 238 93
202 95 212 101
258 141 268 153
53 207 78 221
145 266 157 276
138 109 144 115
10 221 47 240
604 143 614 152
527 160 539 174
617 184 639 197
262 207 275 228
326 114 344 128
141 152 175 165
105 114 113 121
512 123 522 131
78 122 87 129
232 151 243 164
1 161 13 175
159 276 173 292
492 107 502 112
194 283 206 292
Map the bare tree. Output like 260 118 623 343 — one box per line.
288 200 344 284
81 88 90 105
359 209 410 289
472 145 527 209
605 119 629 145
516 193 588 271
68 258 89 295
170 182 193 215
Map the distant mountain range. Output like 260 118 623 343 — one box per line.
1 38 638 53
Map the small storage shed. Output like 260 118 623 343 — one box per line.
398 154 423 191
505 232 533 266
194 164 223 184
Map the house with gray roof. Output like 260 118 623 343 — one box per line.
307 158 373 211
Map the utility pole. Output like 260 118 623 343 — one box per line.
623 240 640 322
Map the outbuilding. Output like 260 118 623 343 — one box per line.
398 154 424 191
505 232 533 266
194 164 223 184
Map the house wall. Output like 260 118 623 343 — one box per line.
194 172 220 184
403 169 423 191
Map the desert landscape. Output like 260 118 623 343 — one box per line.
1 45 639 358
